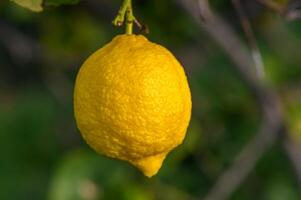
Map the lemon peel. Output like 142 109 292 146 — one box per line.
74 34 192 177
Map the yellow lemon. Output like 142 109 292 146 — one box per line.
74 34 191 177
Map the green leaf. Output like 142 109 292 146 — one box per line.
45 0 79 6
11 0 80 12
11 0 43 12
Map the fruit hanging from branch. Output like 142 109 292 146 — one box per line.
74 0 192 177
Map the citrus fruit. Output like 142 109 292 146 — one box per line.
74 34 192 177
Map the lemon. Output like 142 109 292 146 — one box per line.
74 34 191 177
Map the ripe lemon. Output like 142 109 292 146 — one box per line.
74 34 192 177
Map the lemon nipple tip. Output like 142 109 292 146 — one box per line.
131 152 167 178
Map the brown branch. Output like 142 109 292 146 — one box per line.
285 9 301 21
178 0 270 104
178 1 282 199
177 0 301 199
0 20 41 65
202 124 282 200
256 0 284 14
232 0 265 79
0 20 73 105
256 0 301 21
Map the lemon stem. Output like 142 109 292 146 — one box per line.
112 0 135 35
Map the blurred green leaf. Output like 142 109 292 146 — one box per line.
265 178 300 200
10 0 43 12
45 0 80 6
48 150 101 200
10 0 80 12
283 96 301 143
123 184 153 200
0 88 59 200
48 149 141 200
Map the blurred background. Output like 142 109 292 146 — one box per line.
1 0 301 199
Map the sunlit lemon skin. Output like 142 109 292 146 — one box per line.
74 34 192 177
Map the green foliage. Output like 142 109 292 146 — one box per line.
48 149 134 200
45 0 79 6
10 0 43 12
10 0 79 12
0 89 58 200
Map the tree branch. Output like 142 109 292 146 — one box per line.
177 0 301 199
232 0 265 79
256 0 301 21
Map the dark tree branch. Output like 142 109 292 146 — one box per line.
178 2 282 198
256 0 301 21
177 0 301 199
256 0 284 14
180 0 259 92
0 20 41 65
0 20 73 105
232 0 265 79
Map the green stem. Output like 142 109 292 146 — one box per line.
112 0 135 35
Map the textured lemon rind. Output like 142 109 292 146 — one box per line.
74 34 192 177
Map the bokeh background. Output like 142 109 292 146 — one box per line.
1 0 301 199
